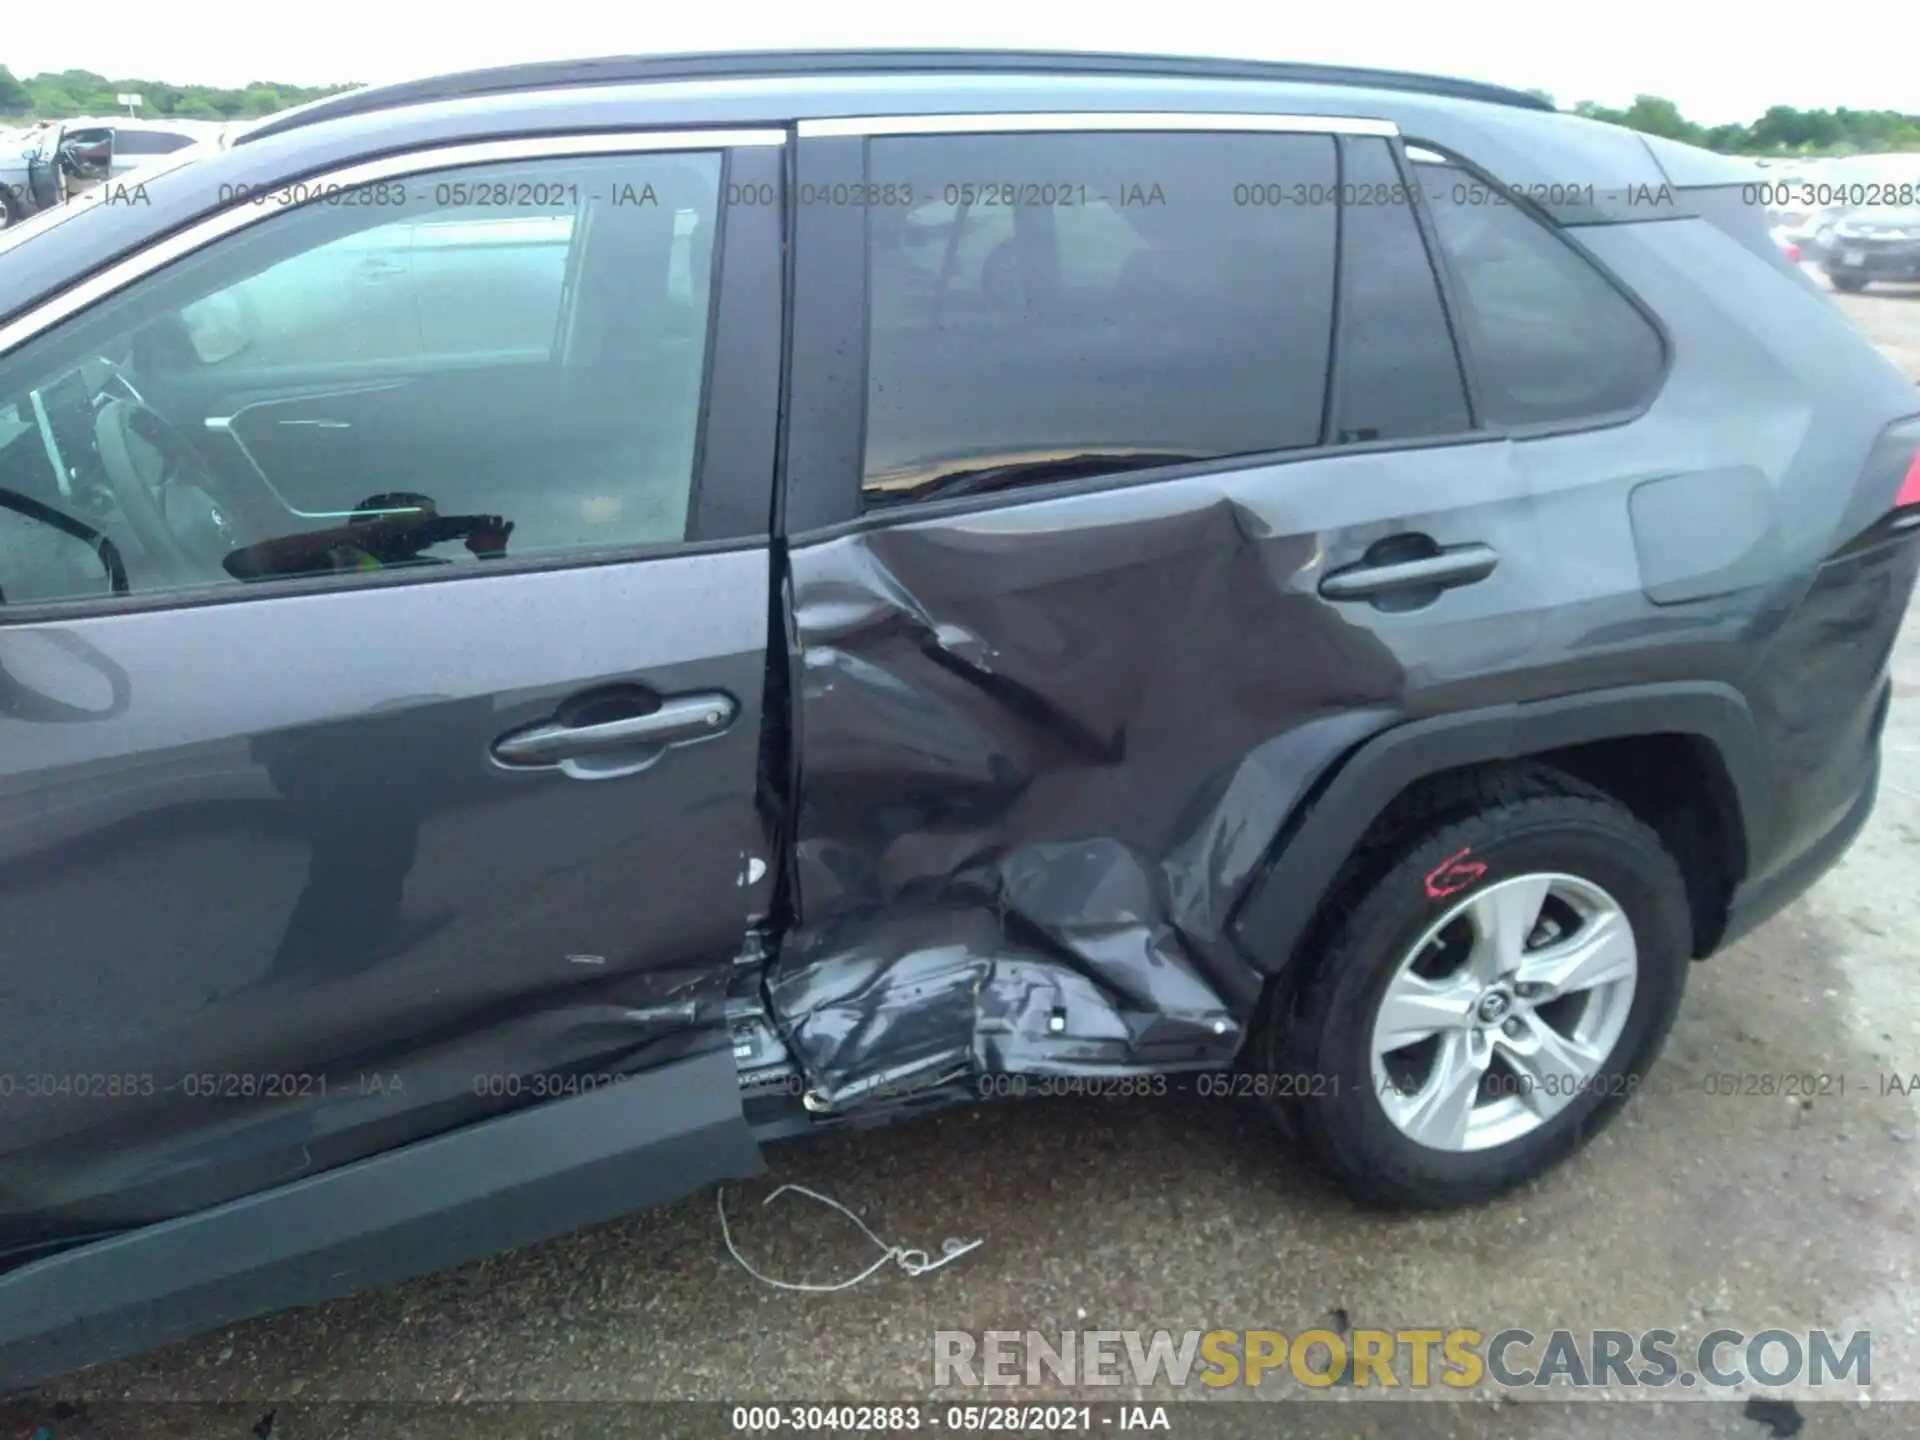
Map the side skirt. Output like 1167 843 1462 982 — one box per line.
0 1046 762 1389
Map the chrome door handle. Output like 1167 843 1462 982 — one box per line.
492 693 736 768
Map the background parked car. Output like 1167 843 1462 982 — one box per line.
0 116 218 225
56 116 222 193
1823 205 1920 292
1798 206 1853 265
0 123 59 227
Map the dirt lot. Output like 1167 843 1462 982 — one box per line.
8 283 1920 1440
1831 282 1920 377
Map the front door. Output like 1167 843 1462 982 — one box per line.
0 131 784 1247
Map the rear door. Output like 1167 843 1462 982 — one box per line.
0 130 785 1244
771 115 1566 1106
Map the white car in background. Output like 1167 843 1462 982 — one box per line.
1 116 221 226
58 116 224 186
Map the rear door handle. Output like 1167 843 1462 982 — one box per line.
493 693 736 771
1319 542 1499 602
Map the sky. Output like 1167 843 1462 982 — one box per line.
5 0 1914 126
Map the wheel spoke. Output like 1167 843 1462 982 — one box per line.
1513 908 1636 998
1466 876 1553 980
1392 1031 1487 1150
1370 871 1638 1153
1374 972 1477 1053
1500 1016 1604 1121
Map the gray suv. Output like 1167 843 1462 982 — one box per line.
0 51 1915 1386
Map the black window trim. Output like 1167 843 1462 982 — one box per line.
0 127 788 625
1397 137 1675 440
782 131 868 535
1386 136 1483 431
1318 135 1348 450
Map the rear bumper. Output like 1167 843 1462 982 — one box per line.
1715 706 1882 953
1825 246 1920 281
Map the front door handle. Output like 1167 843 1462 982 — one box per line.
493 692 736 770
1319 542 1499 602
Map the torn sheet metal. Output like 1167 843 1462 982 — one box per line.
771 479 1416 1108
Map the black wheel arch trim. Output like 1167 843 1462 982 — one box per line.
1228 681 1768 978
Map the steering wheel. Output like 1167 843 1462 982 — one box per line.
93 396 241 581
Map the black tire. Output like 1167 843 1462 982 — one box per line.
1829 271 1869 293
0 186 24 231
1259 767 1692 1210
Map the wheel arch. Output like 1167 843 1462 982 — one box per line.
1229 682 1767 979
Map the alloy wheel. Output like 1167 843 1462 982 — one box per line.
1368 872 1638 1152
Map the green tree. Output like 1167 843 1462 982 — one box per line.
1619 95 1701 143
1571 100 1629 126
33 86 80 119
0 64 31 115
14 70 356 123
1567 96 1920 155
240 84 286 116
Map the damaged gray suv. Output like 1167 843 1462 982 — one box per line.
1 51 1917 1385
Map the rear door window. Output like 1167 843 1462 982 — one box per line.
862 131 1339 505
1412 148 1665 427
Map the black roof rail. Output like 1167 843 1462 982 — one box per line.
236 49 1555 145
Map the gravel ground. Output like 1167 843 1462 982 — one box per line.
7 282 1920 1440
1831 282 1920 377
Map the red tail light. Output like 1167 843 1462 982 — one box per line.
1785 242 1802 264
1897 447 1920 510
1838 418 1920 549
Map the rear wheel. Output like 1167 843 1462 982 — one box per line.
1829 271 1869 293
0 186 24 231
1262 771 1692 1209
